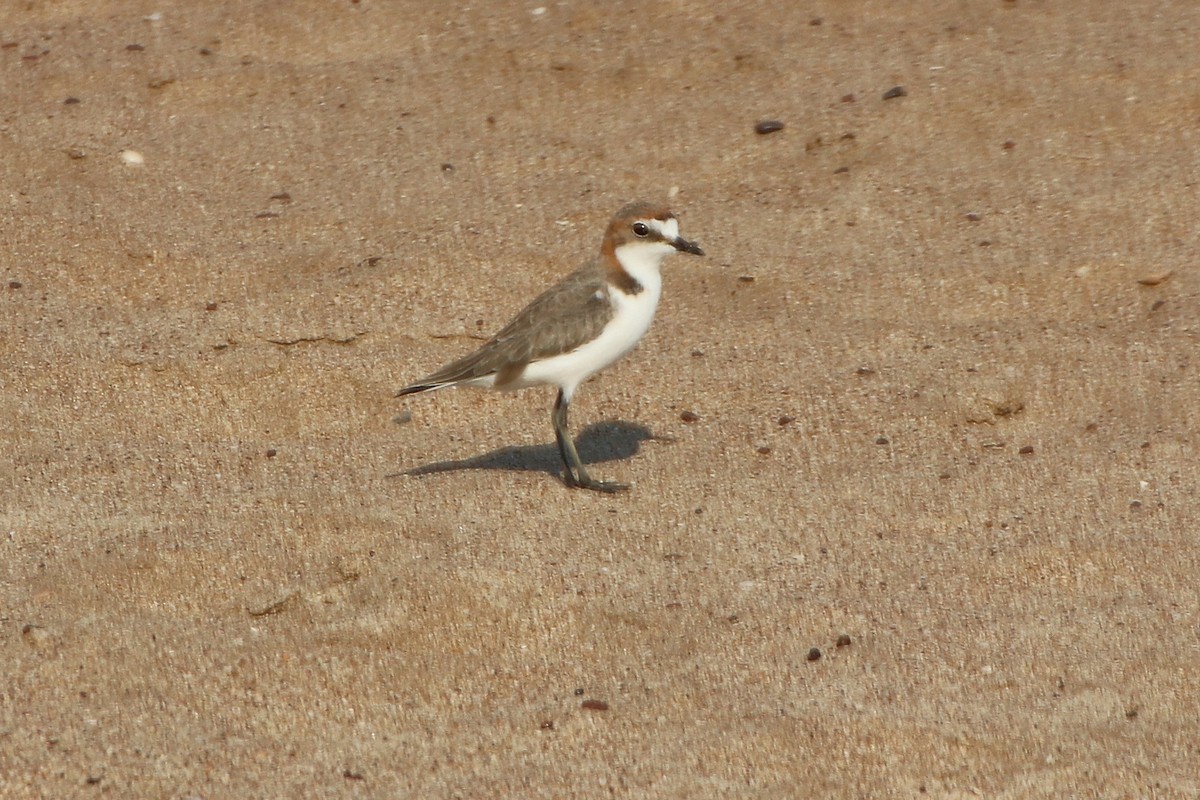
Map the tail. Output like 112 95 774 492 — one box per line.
396 382 447 398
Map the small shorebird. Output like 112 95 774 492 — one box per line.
397 201 705 492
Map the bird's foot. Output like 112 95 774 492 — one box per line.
564 471 629 493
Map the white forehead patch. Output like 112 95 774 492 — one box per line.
651 217 679 241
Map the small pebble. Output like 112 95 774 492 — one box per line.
22 624 53 647
63 96 81 105
1003 139 1016 150
8 280 22 289
126 43 145 51
757 446 771 455
754 119 785 135
540 720 554 730
836 634 853 648
120 149 144 165
205 302 218 311
965 212 983 222
581 699 609 711
778 415 795 426
1137 271 1172 286
265 448 277 458
680 410 700 423
875 436 889 445
1018 445 1034 455
882 86 907 100
806 647 822 662
841 93 856 103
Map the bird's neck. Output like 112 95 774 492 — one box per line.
607 246 665 298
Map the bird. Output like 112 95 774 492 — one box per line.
396 201 704 492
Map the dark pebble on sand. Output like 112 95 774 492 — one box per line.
680 410 700 423
806 647 822 662
754 119 785 135
882 86 907 100
581 699 609 711
836 634 852 648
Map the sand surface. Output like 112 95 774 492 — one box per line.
3 1 1198 797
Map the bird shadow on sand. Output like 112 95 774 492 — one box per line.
389 420 663 484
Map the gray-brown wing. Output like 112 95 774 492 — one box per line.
405 262 613 389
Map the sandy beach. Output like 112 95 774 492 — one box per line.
2 1 1197 796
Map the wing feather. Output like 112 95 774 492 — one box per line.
402 260 613 390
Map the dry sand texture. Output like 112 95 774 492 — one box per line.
2 1 1198 797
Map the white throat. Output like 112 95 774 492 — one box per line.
612 241 670 298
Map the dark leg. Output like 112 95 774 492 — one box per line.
552 390 628 493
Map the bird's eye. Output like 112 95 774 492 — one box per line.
632 222 650 237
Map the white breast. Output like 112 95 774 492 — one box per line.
518 247 665 398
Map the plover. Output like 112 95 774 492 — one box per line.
397 201 705 492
